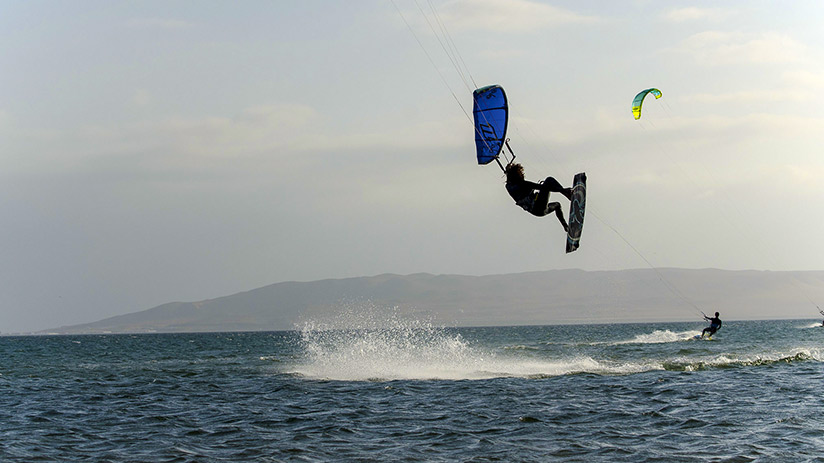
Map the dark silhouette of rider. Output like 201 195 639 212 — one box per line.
504 163 572 232
702 312 722 337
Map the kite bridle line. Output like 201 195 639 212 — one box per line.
494 138 516 173
391 0 476 130
396 0 800 324
634 99 823 317
495 157 505 172
394 2 527 185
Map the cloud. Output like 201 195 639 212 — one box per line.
673 31 807 65
108 104 324 164
131 89 153 108
436 0 600 33
126 18 195 30
663 7 733 23
680 70 824 105
1 104 322 179
650 112 824 142
781 70 824 89
683 89 807 104
1 102 472 184
784 164 824 191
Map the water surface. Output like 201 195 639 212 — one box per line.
2 318 823 461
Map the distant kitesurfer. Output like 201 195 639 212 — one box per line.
702 312 722 338
504 163 572 232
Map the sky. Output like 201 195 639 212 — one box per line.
2 1 824 333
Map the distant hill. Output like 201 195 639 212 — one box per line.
45 269 824 334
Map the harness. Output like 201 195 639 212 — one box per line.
515 193 538 212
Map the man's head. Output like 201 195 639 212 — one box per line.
505 163 524 182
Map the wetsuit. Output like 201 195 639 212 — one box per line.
505 177 568 218
702 316 722 337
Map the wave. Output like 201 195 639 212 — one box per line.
503 344 541 351
663 348 823 371
800 322 824 329
284 305 824 381
289 337 823 380
288 310 686 380
290 343 663 381
613 329 701 345
287 305 665 381
577 329 702 346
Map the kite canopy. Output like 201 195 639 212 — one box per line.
472 85 508 165
632 88 662 120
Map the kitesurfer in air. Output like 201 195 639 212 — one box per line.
702 312 722 338
504 163 573 232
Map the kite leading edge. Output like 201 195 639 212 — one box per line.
632 88 662 120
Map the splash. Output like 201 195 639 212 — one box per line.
287 303 663 381
614 329 701 344
290 303 486 380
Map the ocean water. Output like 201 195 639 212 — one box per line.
2 316 824 462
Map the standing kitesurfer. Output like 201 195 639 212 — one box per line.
504 163 572 233
702 312 722 338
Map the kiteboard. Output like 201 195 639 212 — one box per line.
565 172 587 253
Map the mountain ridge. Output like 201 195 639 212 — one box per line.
42 268 824 334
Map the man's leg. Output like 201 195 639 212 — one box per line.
546 202 568 232
541 177 572 200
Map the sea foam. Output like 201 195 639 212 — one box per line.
614 329 700 344
289 304 664 381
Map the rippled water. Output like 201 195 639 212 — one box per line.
2 317 824 461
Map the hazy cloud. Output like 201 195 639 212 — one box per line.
673 31 807 65
683 89 807 104
131 89 153 108
663 7 733 23
781 70 824 89
2 102 470 181
126 18 195 30
661 112 824 140
784 164 824 191
437 0 601 32
2 104 322 178
0 109 10 127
